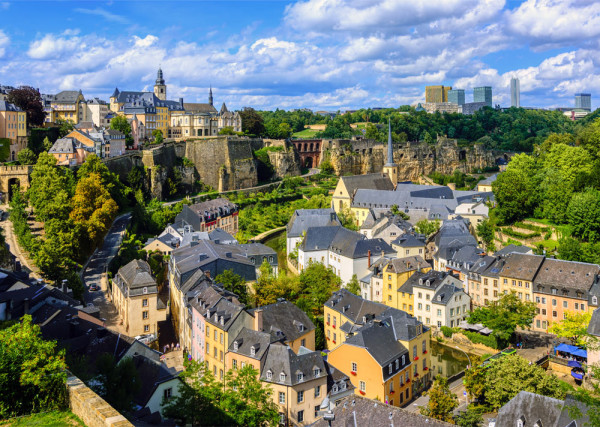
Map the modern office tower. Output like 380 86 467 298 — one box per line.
510 77 520 108
575 93 591 111
473 86 492 107
447 89 465 105
425 85 451 103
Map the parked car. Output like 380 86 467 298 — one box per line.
134 334 156 345
89 284 100 292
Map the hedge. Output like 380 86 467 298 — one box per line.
514 221 550 233
463 330 500 350
502 227 541 239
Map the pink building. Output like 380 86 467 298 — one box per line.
190 299 206 361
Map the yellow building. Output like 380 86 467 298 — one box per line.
498 253 543 303
326 298 432 406
382 256 431 312
49 90 86 124
391 235 426 259
111 259 167 337
425 85 452 103
332 173 394 215
0 101 27 160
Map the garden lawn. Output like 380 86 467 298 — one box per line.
0 411 84 426
292 128 320 138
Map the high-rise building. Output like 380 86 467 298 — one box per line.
425 85 451 103
510 78 520 108
575 93 591 111
473 86 492 107
447 89 465 105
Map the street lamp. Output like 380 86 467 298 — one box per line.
455 346 472 369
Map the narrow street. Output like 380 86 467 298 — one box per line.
0 206 41 279
82 212 131 334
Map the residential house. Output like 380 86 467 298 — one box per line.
391 234 426 258
286 208 340 256
111 260 167 337
411 271 469 328
467 255 502 306
499 253 544 303
250 300 316 353
494 244 533 257
226 327 275 373
47 90 86 124
381 256 431 312
175 198 239 235
312 395 452 427
359 256 390 302
476 173 497 192
298 225 395 285
331 173 394 215
449 201 489 229
260 343 328 426
144 221 238 255
48 137 92 166
319 362 355 410
445 245 486 291
359 210 412 243
431 218 478 270
85 98 110 128
532 258 600 332
0 100 27 161
239 243 278 276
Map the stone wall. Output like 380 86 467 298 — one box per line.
101 152 142 180
327 137 497 180
268 148 301 179
67 373 132 427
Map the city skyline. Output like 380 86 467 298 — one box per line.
0 0 598 111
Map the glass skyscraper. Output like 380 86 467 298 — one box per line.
473 86 492 107
447 89 465 105
510 78 520 108
575 93 591 111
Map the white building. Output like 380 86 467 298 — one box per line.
298 225 395 285
286 209 340 256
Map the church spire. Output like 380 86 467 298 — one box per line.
209 85 213 106
156 67 165 85
386 119 395 166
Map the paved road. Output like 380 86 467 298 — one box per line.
83 213 131 332
0 206 41 279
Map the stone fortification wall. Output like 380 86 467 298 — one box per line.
327 137 496 180
67 373 132 427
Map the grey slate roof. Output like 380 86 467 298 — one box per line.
533 258 599 295
0 100 22 112
116 260 156 296
250 300 315 343
183 102 218 114
311 395 452 427
203 297 245 332
403 270 446 294
588 307 600 337
301 225 395 259
392 234 425 248
286 208 339 238
500 253 545 281
432 283 464 306
325 289 389 324
260 342 326 387
385 256 429 275
339 173 395 196
49 138 78 154
300 226 340 251
495 391 563 427
51 90 82 103
478 173 498 185
175 198 237 232
494 243 533 257
229 328 275 360
556 395 591 427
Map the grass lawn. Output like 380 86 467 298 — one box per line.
1 411 84 426
292 128 319 138
537 239 559 250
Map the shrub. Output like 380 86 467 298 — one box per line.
463 331 500 350
502 227 541 239
441 326 454 338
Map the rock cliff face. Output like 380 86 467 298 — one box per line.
326 137 496 180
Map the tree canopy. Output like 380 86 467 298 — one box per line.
7 86 46 127
548 311 593 348
419 375 458 422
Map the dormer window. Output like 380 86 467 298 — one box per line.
266 370 272 380
314 368 321 377
220 316 225 326
297 372 304 382
280 373 286 382
593 296 598 305
233 341 239 351
250 346 256 356
426 280 430 286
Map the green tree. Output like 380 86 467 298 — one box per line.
467 292 537 345
415 219 441 236
564 364 600 426
219 126 236 135
110 115 132 138
215 269 248 305
239 107 265 136
28 152 73 222
0 315 68 418
345 274 361 296
222 365 279 426
568 188 600 242
42 136 53 152
492 153 539 223
476 219 495 251
455 407 484 427
337 207 358 231
549 311 593 347
297 262 341 316
484 354 567 410
463 356 485 402
17 148 37 165
94 353 141 412
7 86 46 127
78 154 129 209
0 138 10 162
152 129 164 143
419 375 458 422
55 119 74 138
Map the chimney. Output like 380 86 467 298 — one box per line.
254 308 263 331
23 298 29 314
368 250 371 268
205 270 211 279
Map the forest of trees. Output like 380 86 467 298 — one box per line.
238 106 587 153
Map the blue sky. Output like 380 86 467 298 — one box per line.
0 0 599 111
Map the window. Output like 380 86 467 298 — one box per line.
233 341 238 351
220 369 223 380
233 359 238 369
297 410 304 423
552 288 557 295
352 362 357 373
389 364 393 374
214 330 217 340
301 338 306 347
279 392 285 404
220 333 223 344
553 311 557 318
315 385 321 397
214 348 217 357
297 390 304 403
220 351 223 361
163 387 172 400
593 296 598 305
552 299 557 306
360 381 366 392
327 314 330 324
206 343 210 354
582 304 586 311
142 298 148 307
542 309 547 315
144 325 150 332
314 368 321 377
297 372 304 382
418 303 422 310
422 340 426 352
280 373 286 382
413 345 417 358
333 333 337 342
563 301 568 308
250 346 256 356
142 311 149 319
437 309 441 316
206 326 210 336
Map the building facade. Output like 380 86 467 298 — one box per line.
425 85 451 103
447 89 465 105
510 78 520 108
575 93 592 111
473 86 492 107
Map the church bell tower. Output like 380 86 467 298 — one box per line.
154 67 167 101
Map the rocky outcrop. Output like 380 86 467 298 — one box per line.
268 148 301 179
327 137 496 180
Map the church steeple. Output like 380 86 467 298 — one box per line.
154 67 167 100
382 118 398 187
209 85 213 106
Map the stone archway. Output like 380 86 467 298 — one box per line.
7 178 20 202
304 157 313 169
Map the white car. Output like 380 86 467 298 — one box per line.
134 334 156 345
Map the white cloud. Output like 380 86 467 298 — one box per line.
0 30 8 58
75 7 129 24
28 34 82 59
